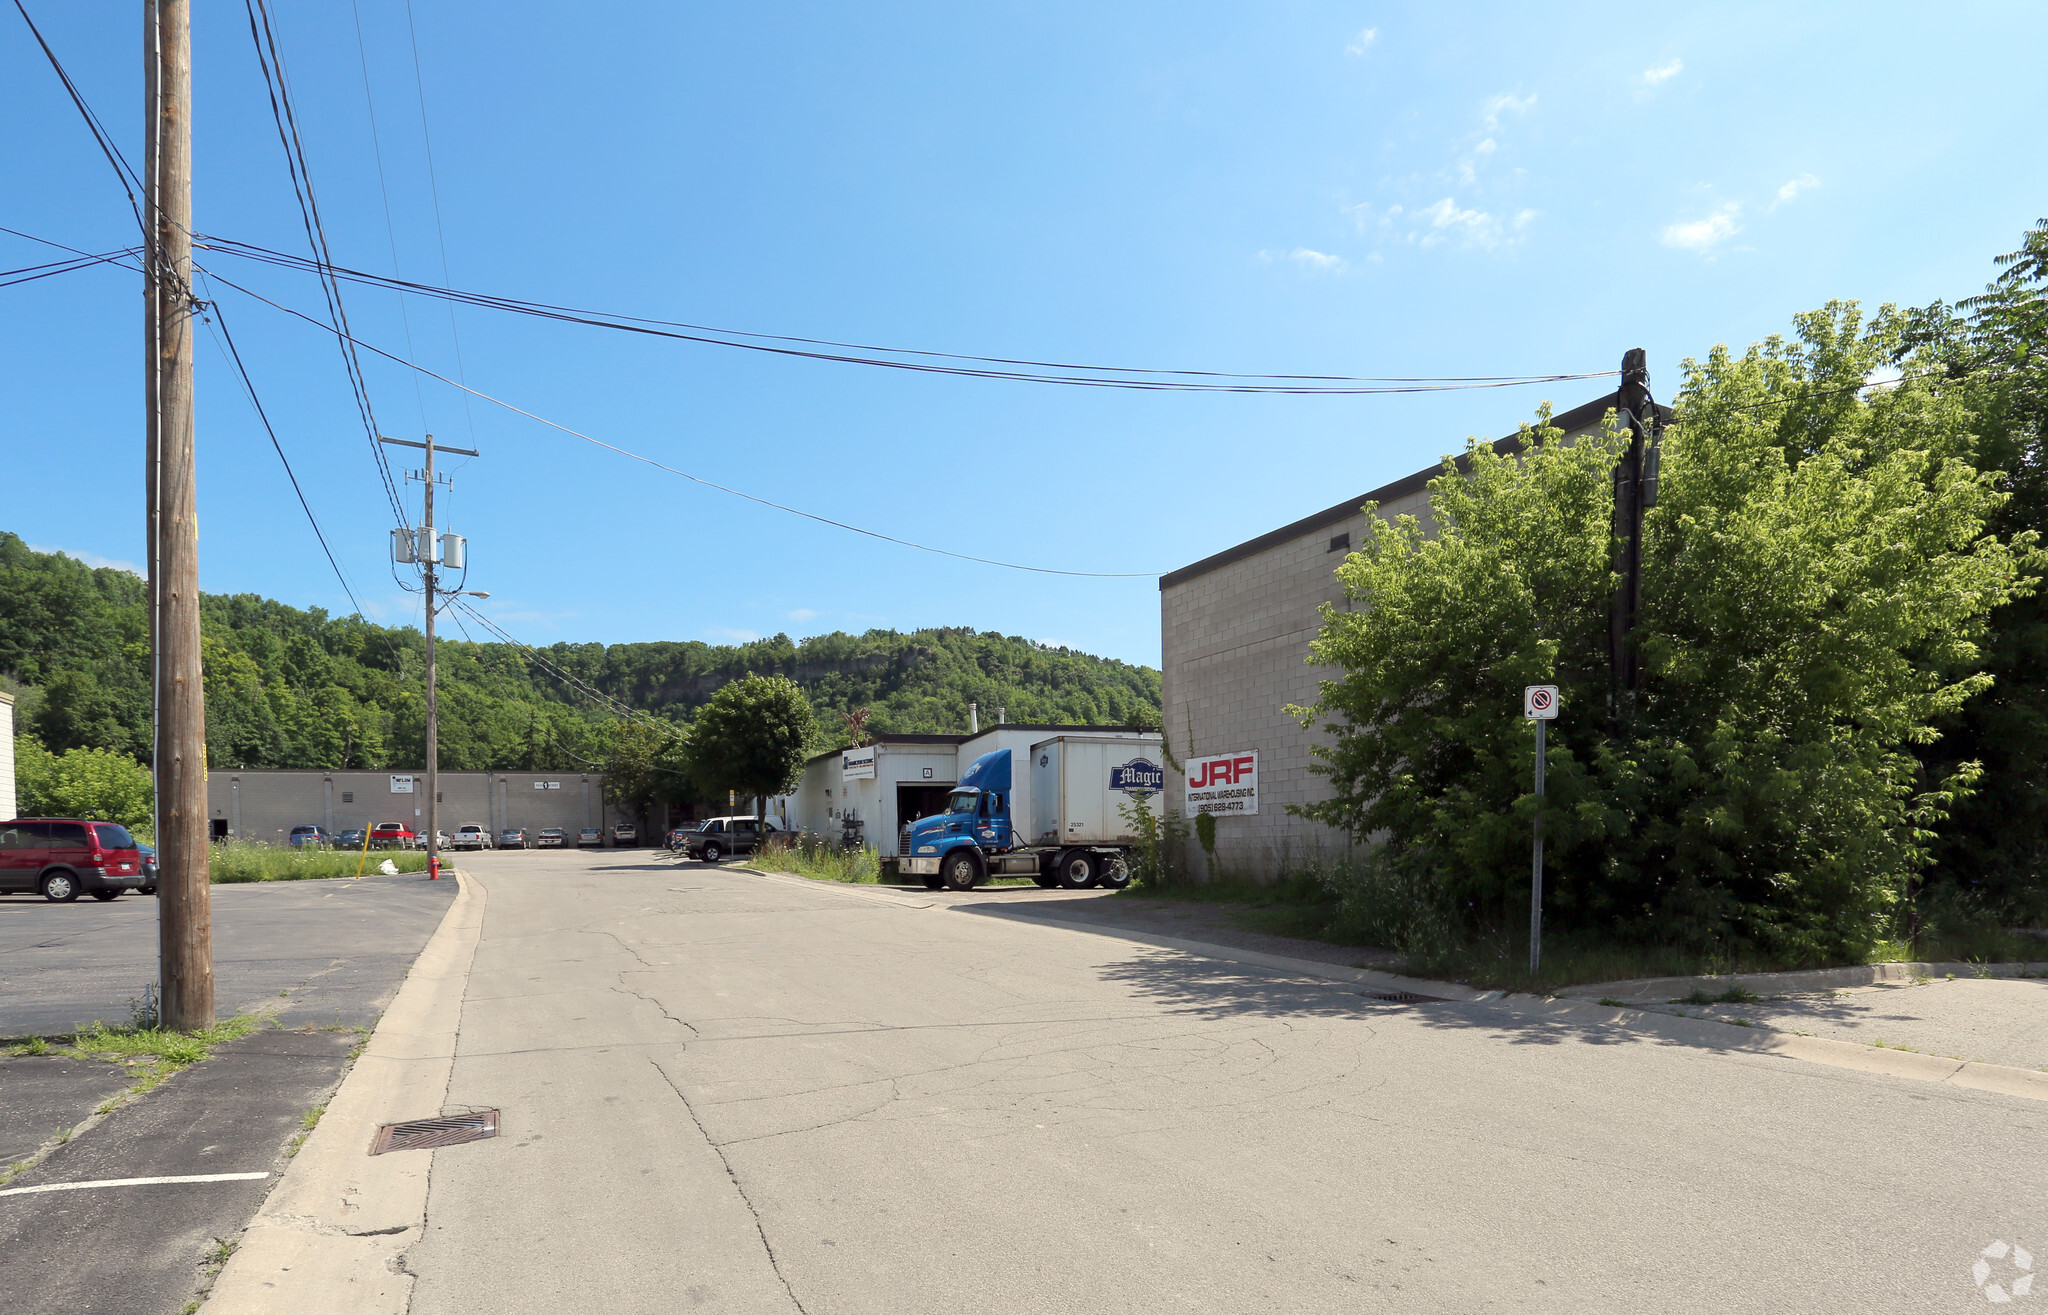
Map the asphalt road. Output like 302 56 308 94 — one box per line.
402 849 2048 1313
0 871 458 1039
0 872 458 1314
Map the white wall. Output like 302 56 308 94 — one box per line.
0 693 15 820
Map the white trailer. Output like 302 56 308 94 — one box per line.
1029 735 1165 847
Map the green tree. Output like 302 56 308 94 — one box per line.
16 733 154 828
602 718 695 823
685 675 816 818
1903 219 2048 918
1296 303 2034 961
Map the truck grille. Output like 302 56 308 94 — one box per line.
899 826 912 856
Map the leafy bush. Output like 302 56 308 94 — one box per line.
14 733 153 827
1294 303 2036 964
1118 795 1189 889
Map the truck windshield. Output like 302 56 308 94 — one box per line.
947 792 978 814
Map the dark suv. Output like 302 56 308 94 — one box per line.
0 819 148 902
683 816 783 864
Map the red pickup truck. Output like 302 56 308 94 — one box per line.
370 821 418 849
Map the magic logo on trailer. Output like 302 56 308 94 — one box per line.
1109 758 1165 794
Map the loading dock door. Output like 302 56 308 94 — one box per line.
894 783 954 851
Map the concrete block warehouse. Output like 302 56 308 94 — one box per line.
1158 391 1663 879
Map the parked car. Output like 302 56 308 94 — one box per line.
337 829 366 850
370 821 417 849
0 818 148 902
535 828 566 848
610 823 638 847
682 816 783 864
498 828 530 850
577 828 603 848
136 842 158 895
287 824 332 849
450 824 492 851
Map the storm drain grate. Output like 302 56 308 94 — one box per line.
369 1110 499 1155
1361 991 1447 1005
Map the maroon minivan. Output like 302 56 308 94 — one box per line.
0 819 148 902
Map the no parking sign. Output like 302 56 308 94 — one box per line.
1523 685 1558 720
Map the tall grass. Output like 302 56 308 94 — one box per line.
751 833 882 883
209 839 430 883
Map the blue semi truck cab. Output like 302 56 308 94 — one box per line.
898 738 1165 892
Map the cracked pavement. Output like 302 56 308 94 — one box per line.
401 849 2048 1313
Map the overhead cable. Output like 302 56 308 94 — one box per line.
200 267 1163 578
194 235 1614 395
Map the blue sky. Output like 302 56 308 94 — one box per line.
4 2 2044 668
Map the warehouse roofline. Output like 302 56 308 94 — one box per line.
804 724 1160 766
1158 392 1671 591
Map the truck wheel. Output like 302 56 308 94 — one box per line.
1095 857 1132 890
1055 850 1096 889
1031 873 1058 888
702 842 722 864
941 850 981 891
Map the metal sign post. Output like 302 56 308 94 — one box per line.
1523 685 1558 978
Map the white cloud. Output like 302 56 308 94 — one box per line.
1634 59 1683 90
28 544 142 575
1289 247 1348 271
1481 92 1535 129
1771 173 1820 209
1661 202 1742 252
1345 27 1378 55
705 627 759 643
786 608 821 623
1414 198 1533 249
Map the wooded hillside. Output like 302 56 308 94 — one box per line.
0 533 1160 771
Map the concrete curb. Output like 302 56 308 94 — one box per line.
1555 960 2048 1000
1482 993 2048 1103
203 867 487 1314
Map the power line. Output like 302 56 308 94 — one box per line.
9 0 148 239
192 269 367 617
192 235 1613 396
199 266 1165 578
241 0 410 531
398 0 481 448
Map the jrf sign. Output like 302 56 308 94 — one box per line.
1185 751 1258 816
842 744 877 780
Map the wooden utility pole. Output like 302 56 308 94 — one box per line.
147 0 213 1031
1609 348 1662 701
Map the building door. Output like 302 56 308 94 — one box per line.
893 783 954 852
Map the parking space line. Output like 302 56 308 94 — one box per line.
0 1171 270 1198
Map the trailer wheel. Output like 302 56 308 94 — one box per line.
1095 856 1131 890
941 850 982 891
1054 850 1096 889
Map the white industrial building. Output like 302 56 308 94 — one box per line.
1159 391 1662 881
779 723 1162 853
0 691 15 819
